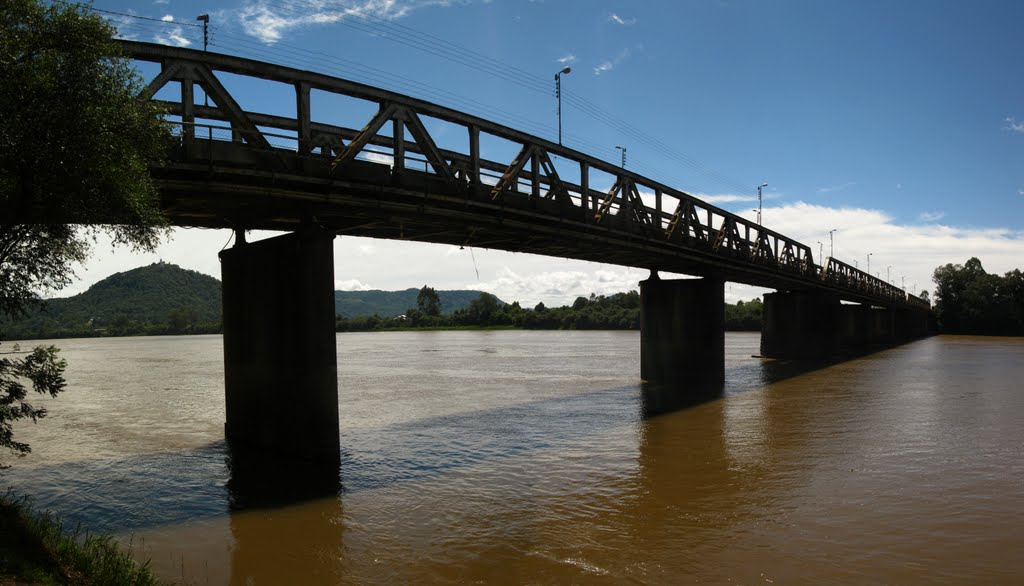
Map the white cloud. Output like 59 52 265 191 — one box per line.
154 26 192 47
53 201 1024 309
1004 116 1024 133
817 181 855 194
918 211 945 222
556 54 576 64
160 14 174 22
335 278 373 291
608 13 637 26
237 0 450 44
593 47 631 76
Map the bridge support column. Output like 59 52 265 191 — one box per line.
220 228 339 463
760 291 841 360
640 276 724 385
869 308 895 345
839 303 871 351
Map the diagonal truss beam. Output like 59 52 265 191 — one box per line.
191 64 272 150
331 103 398 171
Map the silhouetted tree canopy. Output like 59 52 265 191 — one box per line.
416 286 442 317
1 0 169 466
1 0 169 317
932 258 1024 335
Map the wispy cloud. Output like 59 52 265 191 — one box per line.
697 192 780 204
1004 116 1024 133
817 181 856 194
153 14 192 47
335 278 373 291
238 0 453 44
593 47 632 75
918 211 945 223
556 54 576 64
608 13 637 26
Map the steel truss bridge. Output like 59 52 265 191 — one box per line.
127 40 927 311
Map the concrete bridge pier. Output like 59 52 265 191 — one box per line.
760 291 841 360
640 275 725 386
839 303 871 350
869 308 895 345
220 227 340 464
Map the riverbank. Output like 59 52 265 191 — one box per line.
0 491 163 585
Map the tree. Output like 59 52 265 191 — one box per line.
466 292 500 325
1 1 169 465
1 345 66 468
1 0 169 316
416 285 442 317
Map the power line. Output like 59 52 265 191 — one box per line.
91 1 757 197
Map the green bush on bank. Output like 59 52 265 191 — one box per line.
0 491 166 585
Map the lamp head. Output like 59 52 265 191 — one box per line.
560 66 572 75
197 14 209 22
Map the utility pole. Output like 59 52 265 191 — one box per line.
828 228 836 258
197 14 210 142
615 145 627 169
757 183 768 226
867 253 872 274
196 14 209 52
817 241 823 262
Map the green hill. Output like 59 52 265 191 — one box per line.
0 262 222 340
334 288 489 318
0 263 497 340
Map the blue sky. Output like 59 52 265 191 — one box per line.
72 0 1024 305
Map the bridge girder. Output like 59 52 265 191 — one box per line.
123 40 929 312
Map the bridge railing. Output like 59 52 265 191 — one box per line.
138 41 920 309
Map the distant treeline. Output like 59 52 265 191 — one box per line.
933 258 1024 335
335 287 764 332
1 263 767 341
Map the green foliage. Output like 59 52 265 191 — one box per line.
0 1 170 470
1 491 166 584
1 0 170 317
933 258 1024 335
336 289 763 332
724 298 764 331
0 263 223 340
335 288 483 318
0 345 65 466
416 285 442 316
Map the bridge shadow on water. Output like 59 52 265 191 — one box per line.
4 348 858 537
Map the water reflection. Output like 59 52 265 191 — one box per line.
229 496 346 585
225 442 341 511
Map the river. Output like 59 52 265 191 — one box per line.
2 331 1022 584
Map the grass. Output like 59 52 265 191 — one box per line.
0 490 167 585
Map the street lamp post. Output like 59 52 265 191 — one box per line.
615 145 627 168
757 183 768 225
817 241 823 262
867 253 872 274
887 266 892 283
828 228 836 258
555 66 571 145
